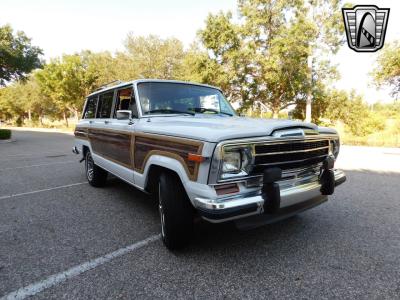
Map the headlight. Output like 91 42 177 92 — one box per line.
220 145 253 180
222 151 241 173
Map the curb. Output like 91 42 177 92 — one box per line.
3 127 74 135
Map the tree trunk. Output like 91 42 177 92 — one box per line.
305 95 312 122
74 109 79 122
63 112 69 127
272 110 279 119
305 56 313 123
28 109 32 121
39 115 44 126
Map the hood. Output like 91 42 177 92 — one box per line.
135 115 327 142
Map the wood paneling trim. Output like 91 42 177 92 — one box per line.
133 134 203 181
94 152 133 170
88 128 132 168
73 127 203 181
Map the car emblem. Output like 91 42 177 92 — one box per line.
273 129 318 138
342 5 390 52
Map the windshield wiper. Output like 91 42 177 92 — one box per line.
146 109 195 116
193 108 233 116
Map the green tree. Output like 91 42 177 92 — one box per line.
116 34 185 80
84 51 120 87
189 0 344 118
304 0 344 121
35 54 98 125
0 75 52 125
373 41 400 99
317 89 385 136
0 25 43 85
196 3 313 117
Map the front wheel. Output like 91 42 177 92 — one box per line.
158 172 194 250
85 151 108 187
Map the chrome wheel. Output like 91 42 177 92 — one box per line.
86 153 94 181
158 183 166 239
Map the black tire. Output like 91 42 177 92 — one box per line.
85 151 108 187
158 172 194 250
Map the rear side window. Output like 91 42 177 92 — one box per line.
83 97 97 119
96 91 114 118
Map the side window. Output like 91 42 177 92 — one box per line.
114 87 138 118
83 97 97 119
96 91 114 119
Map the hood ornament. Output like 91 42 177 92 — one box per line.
273 128 319 138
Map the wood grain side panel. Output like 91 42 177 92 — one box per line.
75 126 204 180
88 128 132 168
134 134 203 180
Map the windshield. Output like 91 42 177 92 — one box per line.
137 82 236 116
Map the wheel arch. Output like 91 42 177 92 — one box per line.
141 155 194 203
82 145 89 158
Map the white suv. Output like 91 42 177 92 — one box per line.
73 79 346 250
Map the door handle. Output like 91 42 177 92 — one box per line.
89 120 93 124
104 120 110 124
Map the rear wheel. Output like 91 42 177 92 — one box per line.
85 151 108 187
158 172 194 250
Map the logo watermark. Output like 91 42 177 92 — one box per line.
342 5 390 52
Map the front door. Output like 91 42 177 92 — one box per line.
91 86 137 183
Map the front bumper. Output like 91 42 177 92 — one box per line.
194 169 346 223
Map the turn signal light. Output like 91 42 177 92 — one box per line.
188 153 206 163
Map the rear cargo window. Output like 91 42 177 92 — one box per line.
83 97 97 119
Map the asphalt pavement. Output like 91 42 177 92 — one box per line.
0 130 399 299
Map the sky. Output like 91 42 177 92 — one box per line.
1 0 399 103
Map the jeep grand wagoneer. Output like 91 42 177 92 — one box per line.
73 79 346 250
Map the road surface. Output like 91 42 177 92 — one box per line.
0 130 399 299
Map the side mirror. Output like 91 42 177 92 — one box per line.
116 110 132 121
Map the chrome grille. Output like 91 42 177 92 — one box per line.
251 139 330 173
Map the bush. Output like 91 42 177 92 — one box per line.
0 129 12 140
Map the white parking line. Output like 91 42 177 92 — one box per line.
1 234 161 300
0 182 88 200
0 161 76 171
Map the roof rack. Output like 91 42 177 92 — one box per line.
94 80 125 91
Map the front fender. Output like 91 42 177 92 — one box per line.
134 154 215 206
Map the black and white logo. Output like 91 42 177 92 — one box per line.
342 5 390 52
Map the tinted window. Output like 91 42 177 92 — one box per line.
96 91 114 118
113 87 138 118
83 97 97 119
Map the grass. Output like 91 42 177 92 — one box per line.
341 132 400 147
338 118 400 148
0 129 12 140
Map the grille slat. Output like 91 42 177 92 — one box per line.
251 139 330 173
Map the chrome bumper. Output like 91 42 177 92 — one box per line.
194 169 346 223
